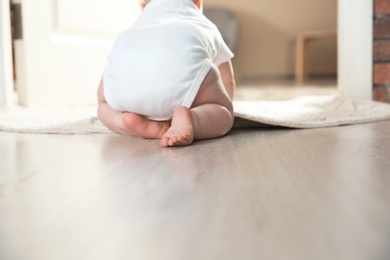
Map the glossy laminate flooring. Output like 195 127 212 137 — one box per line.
1 119 390 260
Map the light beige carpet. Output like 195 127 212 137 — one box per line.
0 95 390 134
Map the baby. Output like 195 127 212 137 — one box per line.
97 0 236 147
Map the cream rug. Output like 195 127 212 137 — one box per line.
1 95 390 134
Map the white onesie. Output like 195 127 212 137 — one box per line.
103 0 234 121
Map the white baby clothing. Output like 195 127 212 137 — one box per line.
103 0 234 120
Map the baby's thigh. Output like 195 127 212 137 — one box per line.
192 65 233 111
97 78 106 104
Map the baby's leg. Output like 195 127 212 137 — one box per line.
160 106 194 147
97 79 170 138
190 65 234 140
160 65 234 147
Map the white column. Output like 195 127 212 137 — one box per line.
338 0 373 100
0 0 14 107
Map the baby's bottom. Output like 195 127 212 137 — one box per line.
97 65 234 147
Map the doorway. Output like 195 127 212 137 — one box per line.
222 0 338 101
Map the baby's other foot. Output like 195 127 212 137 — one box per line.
121 112 170 139
161 106 194 147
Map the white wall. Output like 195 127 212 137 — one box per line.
0 0 13 107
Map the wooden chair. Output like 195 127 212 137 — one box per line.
295 30 337 85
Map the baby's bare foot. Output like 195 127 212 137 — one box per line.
161 106 194 147
120 112 170 139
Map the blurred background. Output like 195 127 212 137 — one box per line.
1 0 339 107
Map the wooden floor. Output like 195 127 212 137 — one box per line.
1 120 390 260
